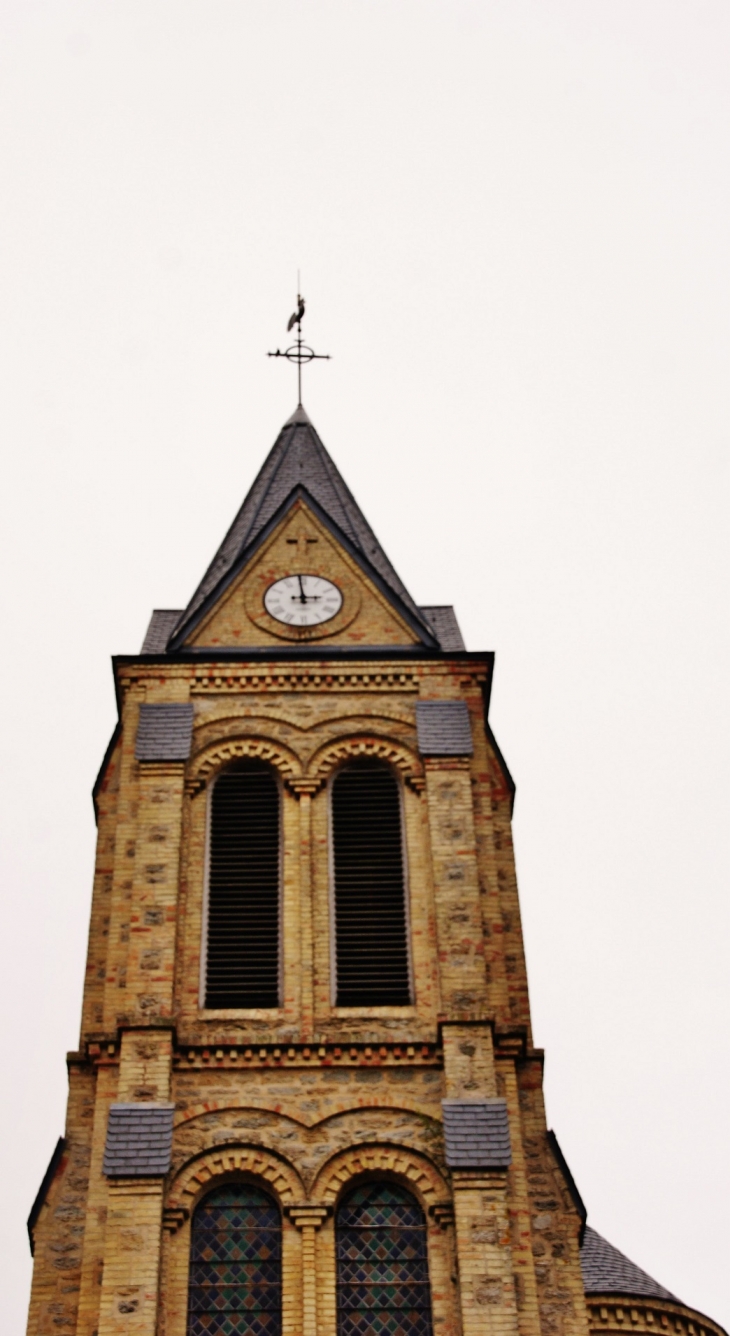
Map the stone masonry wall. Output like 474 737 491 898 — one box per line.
26 650 588 1336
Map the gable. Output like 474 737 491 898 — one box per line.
184 499 422 649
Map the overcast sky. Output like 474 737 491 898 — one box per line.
1 3 728 1331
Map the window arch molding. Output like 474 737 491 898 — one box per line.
166 1145 304 1218
307 734 424 793
311 1143 450 1216
187 734 302 796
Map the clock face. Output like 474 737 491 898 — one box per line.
264 575 343 627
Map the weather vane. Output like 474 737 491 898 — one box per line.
267 285 330 404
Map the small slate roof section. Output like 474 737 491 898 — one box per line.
169 404 435 648
135 703 194 762
420 606 466 652
141 609 183 654
103 1104 174 1177
416 701 473 756
27 1136 66 1255
442 1099 511 1169
580 1227 680 1303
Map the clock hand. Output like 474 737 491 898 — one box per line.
292 575 320 604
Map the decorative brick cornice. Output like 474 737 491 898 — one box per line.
586 1297 727 1336
189 670 422 695
173 1041 441 1070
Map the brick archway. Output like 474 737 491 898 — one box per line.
186 735 302 794
311 1143 450 1211
167 1144 304 1214
306 735 424 792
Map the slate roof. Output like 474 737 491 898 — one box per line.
167 404 436 648
142 609 182 653
416 700 473 756
103 1104 174 1177
135 703 194 762
580 1226 680 1303
420 606 465 651
442 1099 512 1168
27 1137 66 1255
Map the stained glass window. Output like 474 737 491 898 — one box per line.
187 1183 282 1336
336 1182 434 1336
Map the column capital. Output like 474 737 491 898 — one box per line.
286 778 322 797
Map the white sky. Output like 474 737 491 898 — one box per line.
1 2 728 1331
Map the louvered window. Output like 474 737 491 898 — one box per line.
187 1183 281 1336
205 760 280 1009
332 760 411 1006
336 1182 433 1336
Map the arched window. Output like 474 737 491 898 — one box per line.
336 1182 433 1336
187 1183 282 1336
205 760 281 1009
332 759 411 1006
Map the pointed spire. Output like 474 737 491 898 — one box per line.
283 402 312 426
168 408 437 649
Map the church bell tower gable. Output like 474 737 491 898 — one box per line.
184 498 422 649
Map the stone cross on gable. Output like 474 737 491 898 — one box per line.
285 529 319 561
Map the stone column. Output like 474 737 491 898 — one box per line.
500 1059 540 1334
94 1031 173 1336
126 760 186 1025
97 1179 165 1336
288 1206 329 1336
423 759 488 1016
290 782 318 1041
441 1021 497 1098
451 1171 519 1336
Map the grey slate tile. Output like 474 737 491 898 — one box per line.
103 1104 174 1177
580 1227 680 1303
419 606 466 652
141 610 183 654
442 1099 511 1168
135 703 193 762
416 701 473 756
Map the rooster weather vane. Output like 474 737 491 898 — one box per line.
267 290 330 404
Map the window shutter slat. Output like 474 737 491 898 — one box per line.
205 761 280 1009
333 761 411 1006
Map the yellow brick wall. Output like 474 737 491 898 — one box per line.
27 652 590 1336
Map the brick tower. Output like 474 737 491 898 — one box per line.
25 402 725 1336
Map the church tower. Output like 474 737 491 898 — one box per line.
25 397 725 1336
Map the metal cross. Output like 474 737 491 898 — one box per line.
267 292 330 404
